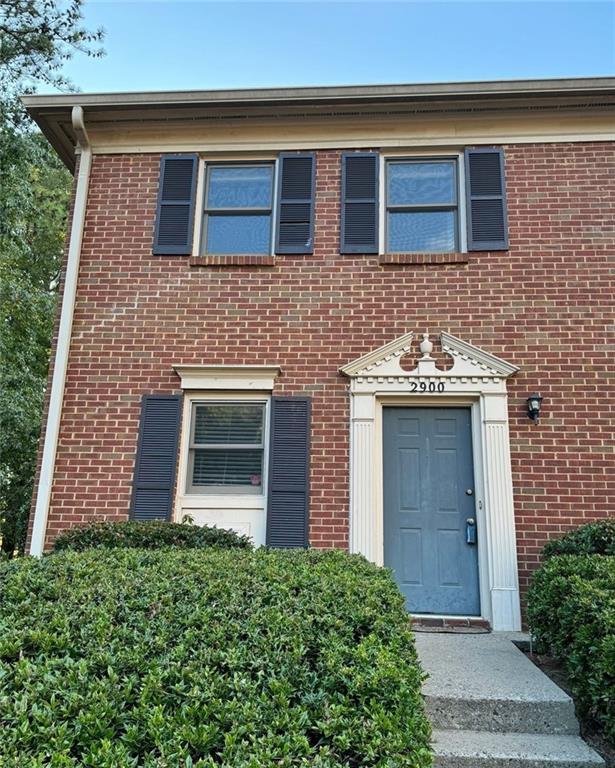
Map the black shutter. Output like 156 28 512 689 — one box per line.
464 148 509 251
275 153 316 254
130 394 182 521
153 154 198 255
266 397 311 548
340 152 379 254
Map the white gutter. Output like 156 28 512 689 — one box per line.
29 106 92 556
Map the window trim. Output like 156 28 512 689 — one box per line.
186 400 266 496
176 393 271 506
379 151 467 254
198 161 276 257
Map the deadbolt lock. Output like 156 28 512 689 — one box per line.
466 517 477 545
466 488 474 496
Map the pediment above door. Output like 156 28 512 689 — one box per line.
340 331 519 382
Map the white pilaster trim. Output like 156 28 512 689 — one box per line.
349 393 380 564
480 392 522 631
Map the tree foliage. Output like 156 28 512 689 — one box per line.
0 1 104 555
1 0 103 95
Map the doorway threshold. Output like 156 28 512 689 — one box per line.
411 615 491 633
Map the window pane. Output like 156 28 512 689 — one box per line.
205 214 271 254
194 404 263 445
388 211 456 252
192 448 263 488
207 166 273 209
387 162 456 206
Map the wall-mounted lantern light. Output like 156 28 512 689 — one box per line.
526 393 543 424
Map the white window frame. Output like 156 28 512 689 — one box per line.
175 391 271 516
379 150 467 254
185 399 268 496
192 155 279 258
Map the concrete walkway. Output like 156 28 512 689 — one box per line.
414 632 604 767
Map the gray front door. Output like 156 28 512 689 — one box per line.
383 407 480 615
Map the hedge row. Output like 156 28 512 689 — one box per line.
53 520 252 552
0 548 432 767
527 553 615 742
541 518 615 559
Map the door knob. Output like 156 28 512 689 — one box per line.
465 488 474 496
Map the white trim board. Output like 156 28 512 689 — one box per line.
173 365 281 391
341 331 522 632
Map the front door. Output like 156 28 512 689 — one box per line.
383 407 480 615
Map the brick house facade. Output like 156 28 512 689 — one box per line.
25 80 614 631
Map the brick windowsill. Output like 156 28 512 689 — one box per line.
190 254 276 267
379 252 469 265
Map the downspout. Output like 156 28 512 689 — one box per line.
29 106 92 556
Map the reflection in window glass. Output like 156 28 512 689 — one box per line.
386 160 458 253
203 165 273 254
206 215 271 254
388 211 457 253
207 166 273 209
387 162 456 206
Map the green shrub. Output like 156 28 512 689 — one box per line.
53 519 252 553
0 548 432 767
542 518 615 559
527 554 615 742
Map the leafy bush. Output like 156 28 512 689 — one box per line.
0 548 432 766
527 554 615 742
542 518 615 559
53 519 252 552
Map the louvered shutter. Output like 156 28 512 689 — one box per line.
266 397 311 548
153 154 198 255
275 153 316 254
464 148 509 251
130 394 182 520
340 152 379 253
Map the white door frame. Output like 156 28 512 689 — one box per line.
341 331 522 631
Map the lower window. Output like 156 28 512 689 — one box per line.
186 401 266 494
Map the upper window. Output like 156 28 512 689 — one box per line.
202 164 274 255
386 159 459 253
186 402 266 495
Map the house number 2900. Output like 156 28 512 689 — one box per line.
409 381 446 393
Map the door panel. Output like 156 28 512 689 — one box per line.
399 449 420 509
383 407 480 615
400 528 423 584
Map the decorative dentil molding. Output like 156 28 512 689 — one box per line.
340 331 519 381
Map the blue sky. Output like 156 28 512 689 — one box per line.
54 1 614 94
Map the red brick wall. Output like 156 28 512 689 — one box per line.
34 143 614 601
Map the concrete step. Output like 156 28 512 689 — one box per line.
432 729 605 767
425 693 579 735
415 632 579 734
